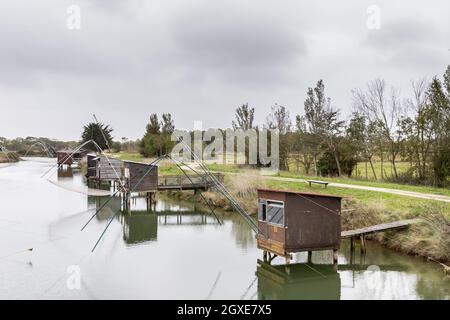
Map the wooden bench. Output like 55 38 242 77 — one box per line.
306 180 329 188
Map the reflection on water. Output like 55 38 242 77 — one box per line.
57 167 73 178
88 195 221 246
0 159 449 299
256 260 341 300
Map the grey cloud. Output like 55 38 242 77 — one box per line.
0 1 449 140
361 18 447 70
169 4 307 83
363 19 438 48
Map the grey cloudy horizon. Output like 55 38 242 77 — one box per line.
0 0 449 141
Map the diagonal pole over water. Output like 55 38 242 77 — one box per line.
89 155 167 252
80 156 163 231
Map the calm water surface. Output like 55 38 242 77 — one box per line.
0 159 448 299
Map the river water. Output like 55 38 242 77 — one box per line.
0 159 448 299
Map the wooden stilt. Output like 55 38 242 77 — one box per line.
333 249 339 265
360 235 366 254
307 251 312 263
350 246 354 264
285 254 291 265
350 236 355 252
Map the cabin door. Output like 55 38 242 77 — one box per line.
258 199 269 238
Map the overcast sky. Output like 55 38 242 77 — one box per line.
0 0 449 141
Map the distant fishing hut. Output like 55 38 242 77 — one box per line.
57 148 88 166
85 155 122 188
86 154 97 179
57 149 73 166
123 160 158 204
95 156 122 182
256 189 342 264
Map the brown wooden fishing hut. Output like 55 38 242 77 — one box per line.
123 160 158 203
256 188 342 264
57 148 88 166
95 155 122 182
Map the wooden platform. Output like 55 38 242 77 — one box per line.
156 173 223 192
341 219 419 238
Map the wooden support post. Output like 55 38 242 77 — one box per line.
333 249 339 265
350 236 355 252
285 255 291 274
360 235 366 254
268 253 277 264
285 254 291 265
263 251 268 262
307 251 312 263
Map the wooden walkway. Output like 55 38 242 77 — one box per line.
341 219 419 239
340 218 420 255
157 173 223 192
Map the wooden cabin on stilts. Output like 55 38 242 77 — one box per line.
123 160 159 210
256 188 342 266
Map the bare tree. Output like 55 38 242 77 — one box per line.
266 104 292 170
403 79 431 180
266 104 291 134
232 103 255 130
352 79 402 178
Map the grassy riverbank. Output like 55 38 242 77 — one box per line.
166 171 450 264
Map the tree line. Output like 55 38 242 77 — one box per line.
277 65 449 187
126 65 450 187
4 65 448 187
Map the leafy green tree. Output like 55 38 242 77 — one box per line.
146 114 160 134
80 122 113 151
347 112 378 179
317 142 358 177
141 113 176 157
427 74 450 186
161 113 175 155
303 80 345 176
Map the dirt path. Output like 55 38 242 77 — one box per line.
266 176 450 203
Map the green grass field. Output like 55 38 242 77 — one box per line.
264 179 450 219
111 151 450 200
351 161 411 180
277 171 450 197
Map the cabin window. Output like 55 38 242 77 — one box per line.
258 199 267 221
267 200 284 226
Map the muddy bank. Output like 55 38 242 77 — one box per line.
0 153 20 163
